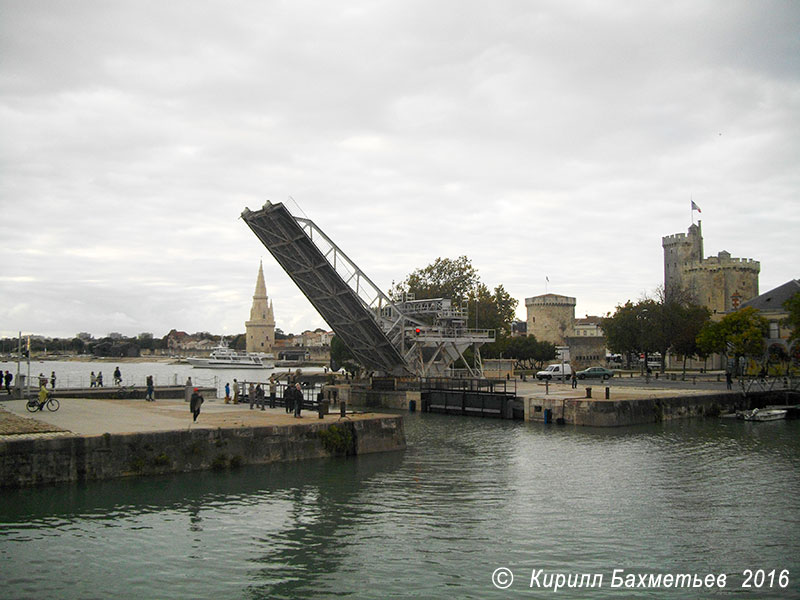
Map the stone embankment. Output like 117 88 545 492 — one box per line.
0 399 405 488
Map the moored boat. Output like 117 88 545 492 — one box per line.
741 408 788 422
186 341 273 369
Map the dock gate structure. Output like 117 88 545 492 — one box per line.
241 201 495 378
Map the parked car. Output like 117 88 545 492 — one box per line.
576 366 614 380
536 364 572 380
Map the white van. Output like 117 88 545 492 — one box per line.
536 364 573 380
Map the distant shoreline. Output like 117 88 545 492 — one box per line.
0 355 180 364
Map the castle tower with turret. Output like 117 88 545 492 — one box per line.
662 221 760 314
525 293 576 346
245 261 276 353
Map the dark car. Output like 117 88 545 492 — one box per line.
576 366 614 380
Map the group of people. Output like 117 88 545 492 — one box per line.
36 371 57 389
221 376 304 417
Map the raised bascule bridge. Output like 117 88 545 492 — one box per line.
241 201 495 379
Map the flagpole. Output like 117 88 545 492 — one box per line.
690 196 694 225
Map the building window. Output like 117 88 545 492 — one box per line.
769 322 779 339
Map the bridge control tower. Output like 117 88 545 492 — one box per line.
241 201 494 377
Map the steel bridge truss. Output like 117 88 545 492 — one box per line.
241 201 494 377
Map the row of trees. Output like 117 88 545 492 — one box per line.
603 287 800 375
602 288 711 373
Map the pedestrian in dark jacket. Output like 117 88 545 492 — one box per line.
190 388 204 422
292 383 303 418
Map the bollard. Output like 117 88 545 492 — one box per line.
605 386 610 399
545 379 549 395
586 387 592 398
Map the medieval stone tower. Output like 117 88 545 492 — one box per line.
662 221 760 314
525 293 576 346
245 261 276 353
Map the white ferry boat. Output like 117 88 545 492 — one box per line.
186 342 274 369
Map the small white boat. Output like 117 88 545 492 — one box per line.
186 341 273 369
741 408 787 422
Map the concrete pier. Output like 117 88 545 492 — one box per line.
0 398 406 488
520 383 794 426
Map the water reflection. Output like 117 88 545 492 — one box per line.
1 414 799 599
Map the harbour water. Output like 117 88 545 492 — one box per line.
0 359 323 397
1 408 799 598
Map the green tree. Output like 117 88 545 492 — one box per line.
330 335 360 377
671 304 712 377
697 307 769 375
783 291 800 345
391 255 478 303
503 335 557 370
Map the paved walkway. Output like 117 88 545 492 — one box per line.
0 398 371 439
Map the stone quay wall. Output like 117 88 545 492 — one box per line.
0 416 406 489
524 392 756 427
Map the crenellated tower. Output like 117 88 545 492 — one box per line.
245 261 276 353
662 221 759 314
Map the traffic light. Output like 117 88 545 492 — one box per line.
415 328 421 336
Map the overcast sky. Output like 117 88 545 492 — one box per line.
1 0 798 340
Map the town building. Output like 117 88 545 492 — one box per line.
740 279 799 360
662 221 760 314
245 261 276 354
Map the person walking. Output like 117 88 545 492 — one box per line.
190 388 204 422
248 383 256 409
232 379 240 404
725 371 733 390
90 371 96 388
185 377 193 403
292 383 303 418
145 375 154 401
97 371 104 387
571 371 577 389
4 370 13 394
113 366 122 386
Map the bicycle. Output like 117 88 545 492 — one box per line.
114 384 137 399
26 392 60 412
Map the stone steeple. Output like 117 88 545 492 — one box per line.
245 261 276 353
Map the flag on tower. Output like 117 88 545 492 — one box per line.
691 200 701 213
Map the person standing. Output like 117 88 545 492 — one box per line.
185 377 193 403
726 371 733 390
224 382 231 404
248 383 256 409
256 383 265 411
190 388 204 422
284 383 292 414
571 371 577 389
145 375 154 401
292 383 303 418
232 378 240 404
269 376 277 409
50 371 57 390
